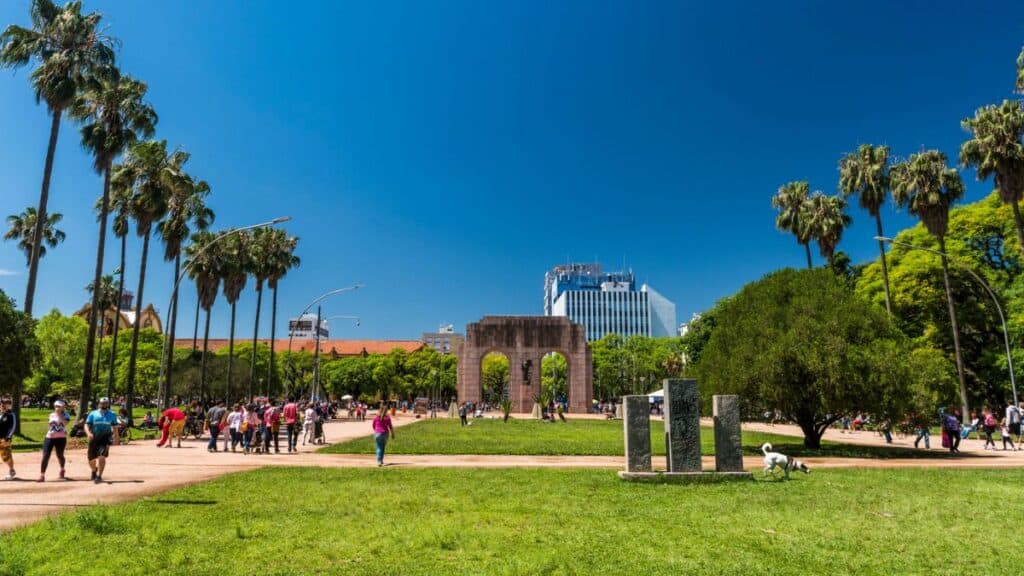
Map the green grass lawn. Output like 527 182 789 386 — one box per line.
1 466 1019 575
321 418 943 459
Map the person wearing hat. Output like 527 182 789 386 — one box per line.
0 398 16 480
85 397 119 484
38 400 70 482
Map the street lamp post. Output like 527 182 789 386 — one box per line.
876 236 1018 408
285 285 364 396
157 216 291 413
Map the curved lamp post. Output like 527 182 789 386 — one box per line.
876 236 1018 408
157 216 291 412
284 284 364 397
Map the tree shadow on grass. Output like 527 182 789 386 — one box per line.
151 499 218 505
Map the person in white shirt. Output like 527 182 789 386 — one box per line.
302 405 317 445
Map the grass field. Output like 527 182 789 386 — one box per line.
321 418 942 458
1 466 1019 575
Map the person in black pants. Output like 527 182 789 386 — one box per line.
39 400 69 482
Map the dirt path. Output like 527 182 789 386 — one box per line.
2 414 1021 532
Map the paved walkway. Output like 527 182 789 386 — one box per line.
2 414 1022 532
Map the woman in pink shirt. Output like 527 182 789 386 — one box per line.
372 407 395 466
39 400 68 482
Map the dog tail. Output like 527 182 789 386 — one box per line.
761 442 772 455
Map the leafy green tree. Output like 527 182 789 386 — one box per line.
839 144 894 314
28 310 87 400
541 353 567 400
697 268 918 448
891 150 969 419
960 100 1024 252
0 289 37 433
73 66 158 415
0 0 115 316
85 273 117 385
3 207 65 265
480 352 509 404
772 181 814 269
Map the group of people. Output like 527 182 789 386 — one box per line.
939 403 1024 452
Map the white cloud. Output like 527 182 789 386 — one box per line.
0 269 18 277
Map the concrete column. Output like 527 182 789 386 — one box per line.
713 395 744 472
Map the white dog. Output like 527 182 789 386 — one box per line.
761 443 810 479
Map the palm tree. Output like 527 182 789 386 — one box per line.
839 144 893 314
772 181 814 269
806 192 851 265
265 230 300 397
103 183 132 399
247 228 273 401
890 150 969 420
1 0 114 317
85 273 118 388
4 207 65 265
72 67 157 412
115 140 185 422
1016 46 1024 94
960 100 1024 253
219 231 253 404
156 169 212 405
185 232 221 406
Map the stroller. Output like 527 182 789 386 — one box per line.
313 416 326 445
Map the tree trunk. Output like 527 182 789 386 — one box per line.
200 307 212 407
162 252 182 407
249 285 263 402
192 297 200 353
1011 200 1024 256
803 242 813 270
938 236 970 423
267 286 277 398
125 227 152 426
15 108 63 433
227 300 237 405
107 232 127 400
80 162 112 414
94 330 104 387
875 214 893 316
796 418 823 449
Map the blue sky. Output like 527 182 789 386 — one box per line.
1 1 1023 340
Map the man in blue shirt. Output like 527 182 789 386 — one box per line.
85 397 119 484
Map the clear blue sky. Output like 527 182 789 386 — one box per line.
1 1 1023 340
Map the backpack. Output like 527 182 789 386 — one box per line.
985 413 997 428
944 414 960 432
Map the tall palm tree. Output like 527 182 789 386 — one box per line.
960 100 1024 253
890 150 969 420
247 228 273 401
265 231 300 397
115 140 184 422
4 207 65 265
85 273 117 388
219 231 253 404
839 144 893 314
185 231 221 406
156 170 212 405
1016 46 1024 94
1 0 114 317
103 183 132 399
72 67 157 412
771 181 814 269
806 192 851 265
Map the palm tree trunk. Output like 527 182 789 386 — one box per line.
227 300 237 405
80 162 112 413
163 253 182 406
938 236 970 422
107 232 127 400
192 297 200 353
125 227 152 426
875 214 893 316
23 107 62 318
94 329 104 387
1011 200 1024 256
200 307 211 406
249 284 263 401
267 285 277 398
803 242 813 270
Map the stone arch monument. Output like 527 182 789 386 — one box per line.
456 316 593 413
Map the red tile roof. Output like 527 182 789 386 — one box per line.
174 338 424 356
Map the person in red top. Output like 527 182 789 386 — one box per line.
157 406 187 448
282 398 299 453
262 401 282 454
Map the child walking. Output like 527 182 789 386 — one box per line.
1000 419 1017 451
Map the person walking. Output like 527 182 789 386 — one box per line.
206 400 227 453
263 400 282 454
458 402 468 427
226 404 244 452
372 407 395 467
85 398 119 484
39 400 69 482
913 413 931 450
983 409 998 450
1000 419 1017 451
942 409 962 454
241 404 258 454
0 398 17 480
1007 402 1022 445
302 403 317 446
283 397 299 452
